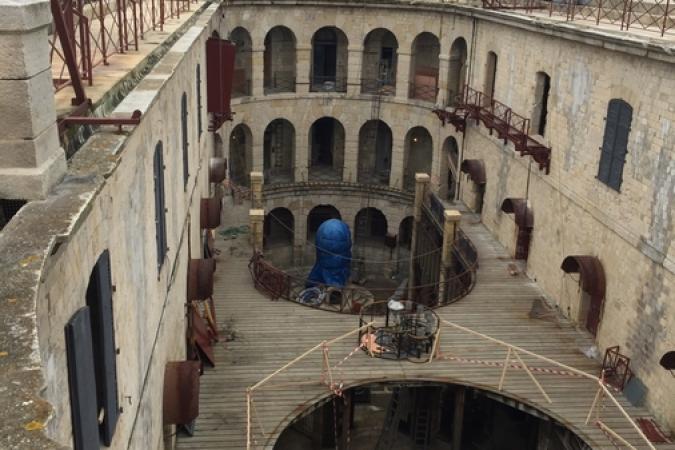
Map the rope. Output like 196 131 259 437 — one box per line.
435 351 586 379
266 209 443 264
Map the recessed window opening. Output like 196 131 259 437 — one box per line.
229 124 253 187
409 32 440 102
354 207 387 244
264 26 297 94
231 27 253 97
307 205 341 240
196 64 202 139
309 117 345 181
153 141 168 271
484 51 498 104
447 38 468 106
263 119 295 184
532 72 551 136
358 120 393 185
311 27 348 92
403 127 433 191
361 28 398 94
181 92 189 188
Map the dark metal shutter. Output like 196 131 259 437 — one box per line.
65 307 99 450
87 250 120 445
154 142 167 270
181 93 189 187
196 65 202 140
599 99 631 190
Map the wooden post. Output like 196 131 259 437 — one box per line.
249 209 264 251
408 173 430 300
438 210 462 303
452 386 466 450
341 391 353 449
250 171 263 208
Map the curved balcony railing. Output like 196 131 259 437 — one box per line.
264 72 296 94
310 76 348 93
248 227 478 313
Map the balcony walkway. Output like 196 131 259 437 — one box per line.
176 197 670 450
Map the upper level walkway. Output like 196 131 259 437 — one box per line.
176 197 672 450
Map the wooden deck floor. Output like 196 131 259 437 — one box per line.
176 199 671 450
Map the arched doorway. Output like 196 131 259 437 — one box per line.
404 127 433 191
264 26 296 93
229 124 252 187
307 205 341 240
230 27 252 97
441 136 460 200
264 119 295 184
309 117 345 181
484 51 498 104
354 207 387 244
561 256 606 336
447 37 468 105
409 32 440 102
361 28 398 95
311 27 348 92
358 120 392 185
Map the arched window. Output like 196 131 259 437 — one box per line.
264 207 294 247
311 27 349 92
153 141 167 270
264 26 296 94
181 92 189 188
309 117 344 181
532 72 551 136
403 126 433 191
409 32 440 102
447 38 467 106
229 124 253 187
358 120 392 185
307 205 341 239
231 27 253 97
354 207 387 243
484 51 498 103
263 119 295 184
598 99 632 191
361 28 398 94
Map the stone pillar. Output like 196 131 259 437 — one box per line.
395 51 411 101
251 47 265 97
407 173 430 300
249 209 264 251
250 171 263 208
343 132 358 183
294 210 306 266
347 45 363 96
389 132 405 190
437 55 450 107
438 209 462 303
296 45 311 94
0 0 66 200
295 125 308 182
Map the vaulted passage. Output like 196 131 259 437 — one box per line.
409 32 440 102
229 124 252 187
264 26 297 93
230 27 252 97
311 27 348 92
403 127 433 191
309 117 345 181
361 28 398 95
358 120 392 185
264 119 295 184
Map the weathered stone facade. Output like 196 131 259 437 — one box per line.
220 0 675 433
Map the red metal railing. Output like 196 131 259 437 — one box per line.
49 0 198 98
434 85 552 173
483 0 674 37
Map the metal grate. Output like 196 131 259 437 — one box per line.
0 199 27 230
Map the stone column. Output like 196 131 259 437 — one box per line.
251 47 265 97
407 173 430 300
296 45 311 94
343 132 358 183
347 45 363 96
295 124 308 182
437 55 450 107
390 131 405 190
438 209 462 303
249 209 264 251
395 51 411 101
0 0 66 200
250 171 263 208
294 210 307 266
452 386 466 450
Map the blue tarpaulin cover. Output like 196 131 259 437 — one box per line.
307 219 352 288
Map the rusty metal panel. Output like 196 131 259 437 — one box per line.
191 308 215 367
163 361 201 425
209 157 227 183
500 198 534 228
187 259 215 301
206 37 235 130
460 159 486 185
200 197 221 229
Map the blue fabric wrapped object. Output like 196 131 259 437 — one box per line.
306 219 352 288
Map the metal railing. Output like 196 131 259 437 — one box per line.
264 72 296 94
310 76 348 93
49 0 196 94
483 0 674 36
248 227 478 312
361 78 397 96
232 78 252 98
